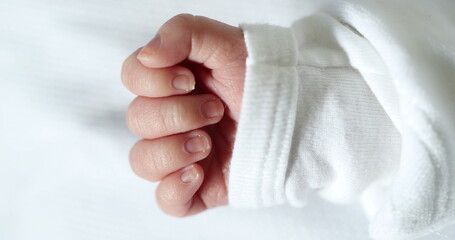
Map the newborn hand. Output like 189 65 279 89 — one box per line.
122 14 246 217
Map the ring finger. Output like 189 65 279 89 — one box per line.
129 129 211 182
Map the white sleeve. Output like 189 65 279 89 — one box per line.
228 1 455 239
229 14 400 208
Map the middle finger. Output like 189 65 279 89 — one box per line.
127 94 224 139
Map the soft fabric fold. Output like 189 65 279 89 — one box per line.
228 24 299 207
323 1 455 239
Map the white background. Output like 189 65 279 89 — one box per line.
0 0 453 239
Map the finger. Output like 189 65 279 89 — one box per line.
130 129 211 182
156 163 207 217
121 48 195 97
127 94 224 139
137 14 246 69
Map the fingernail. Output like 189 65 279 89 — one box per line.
184 134 210 153
172 75 194 91
180 165 198 183
201 99 223 119
138 34 161 60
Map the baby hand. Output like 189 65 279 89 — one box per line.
122 14 246 217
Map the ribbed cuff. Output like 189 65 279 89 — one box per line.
228 24 299 208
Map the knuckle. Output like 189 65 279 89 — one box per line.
147 152 170 180
159 205 186 218
126 98 144 135
164 14 195 34
129 145 147 176
173 13 194 23
121 54 136 87
158 101 185 133
157 184 182 206
130 141 168 182
121 58 131 85
128 97 190 138
169 209 187 218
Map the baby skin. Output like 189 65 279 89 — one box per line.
122 14 247 217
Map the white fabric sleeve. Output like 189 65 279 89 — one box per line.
322 1 455 239
229 0 455 239
229 13 401 209
228 25 300 207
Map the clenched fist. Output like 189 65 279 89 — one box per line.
122 14 247 217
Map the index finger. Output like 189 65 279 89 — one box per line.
121 48 196 97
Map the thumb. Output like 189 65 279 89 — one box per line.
137 14 245 69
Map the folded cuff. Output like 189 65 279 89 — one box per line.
228 24 299 208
